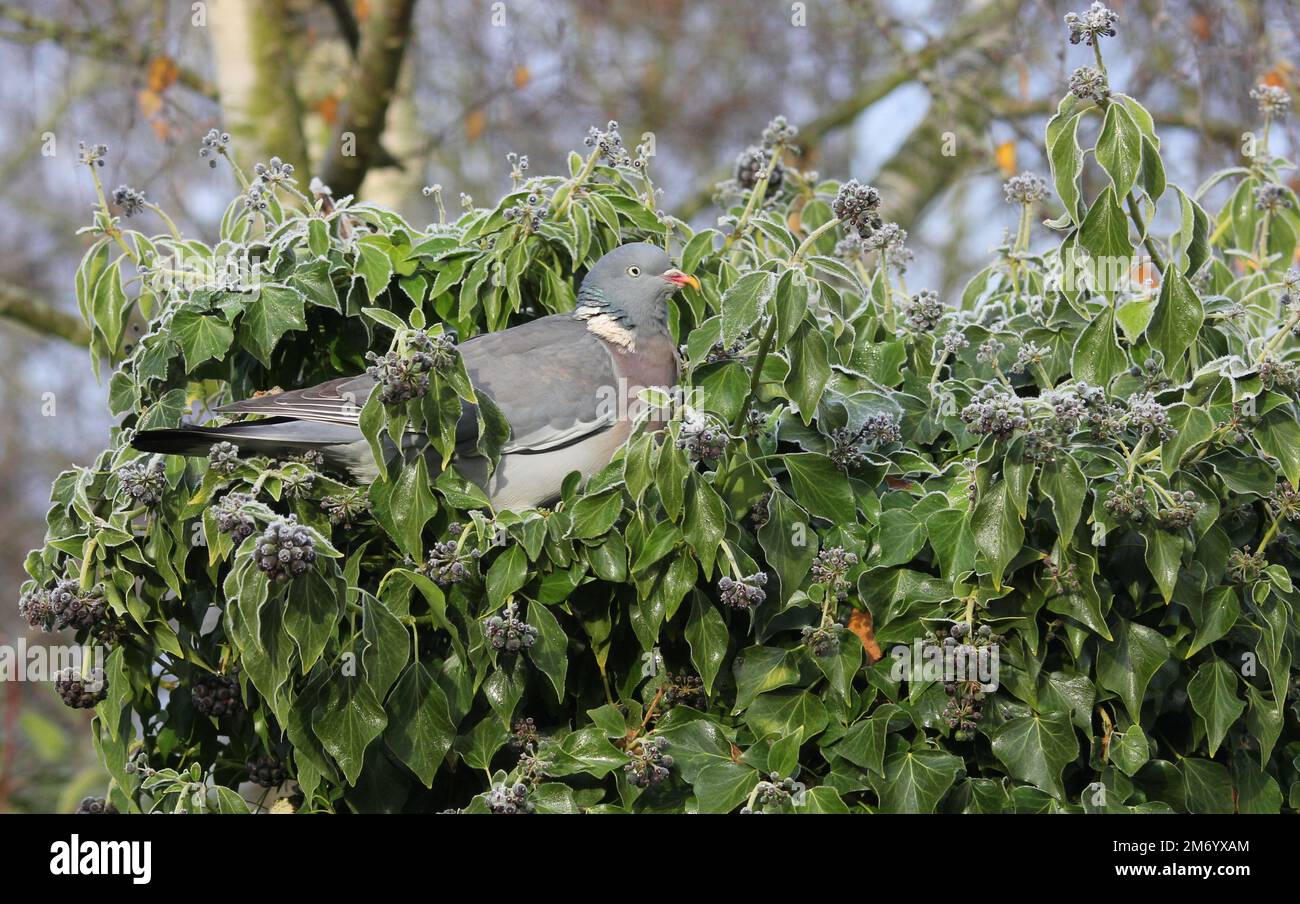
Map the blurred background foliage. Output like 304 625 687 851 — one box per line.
0 0 1296 811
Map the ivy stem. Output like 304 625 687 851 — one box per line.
556 149 600 217
1257 306 1300 362
790 217 841 265
1258 514 1281 554
724 145 784 259
719 540 743 579
87 163 137 262
731 311 780 433
145 203 182 242
1254 211 1273 270
79 536 99 591
1124 435 1147 482
1123 192 1166 273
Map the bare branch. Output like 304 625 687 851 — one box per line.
322 0 361 54
0 3 217 99
319 0 419 200
0 287 89 346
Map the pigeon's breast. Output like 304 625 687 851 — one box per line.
610 332 680 432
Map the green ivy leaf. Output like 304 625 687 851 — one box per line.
171 309 234 371
382 663 456 787
1071 308 1127 386
1187 658 1244 756
237 284 307 366
1078 186 1134 268
720 271 775 345
1096 102 1142 199
1096 618 1170 723
971 479 1024 590
1145 265 1203 369
783 453 856 523
988 711 1079 799
527 601 569 699
869 746 962 814
685 595 729 695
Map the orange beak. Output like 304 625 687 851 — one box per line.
661 268 700 292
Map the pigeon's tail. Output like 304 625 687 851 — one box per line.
131 417 366 459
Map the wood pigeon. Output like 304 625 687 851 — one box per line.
131 243 698 510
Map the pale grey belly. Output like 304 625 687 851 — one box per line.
454 428 624 510
334 430 623 510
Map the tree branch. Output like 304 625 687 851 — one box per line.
319 0 419 200
322 0 361 54
673 0 1020 221
0 287 89 346
0 4 217 99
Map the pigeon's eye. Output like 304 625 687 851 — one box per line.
626 266 641 277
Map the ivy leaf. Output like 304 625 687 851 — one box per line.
773 268 809 346
284 569 342 674
1078 186 1133 267
1187 658 1244 756
361 591 409 702
356 240 394 300
370 458 437 559
732 646 800 711
382 663 456 787
237 284 307 366
874 508 926 566
1039 455 1086 546
783 453 855 523
756 491 818 605
526 601 569 700
784 325 832 425
868 746 962 814
1255 408 1300 488
1180 757 1234 814
1109 725 1150 776
693 761 758 813
1046 107 1084 223
1186 585 1239 658
1142 525 1182 604
1231 753 1284 814
685 595 728 695
1096 102 1142 199
1096 618 1170 723
971 479 1023 590
171 309 234 371
832 704 904 776
720 271 774 345
657 719 734 782
1144 265 1203 369
1071 308 1126 386
989 712 1079 799
744 690 828 741
486 544 529 608
569 489 624 539
312 672 388 786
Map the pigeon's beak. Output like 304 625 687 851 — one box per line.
660 268 700 292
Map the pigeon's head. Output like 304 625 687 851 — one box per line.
578 242 699 331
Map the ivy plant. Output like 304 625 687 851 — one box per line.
22 14 1300 814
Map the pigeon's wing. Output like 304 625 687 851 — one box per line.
215 314 618 454
457 314 618 454
215 374 376 426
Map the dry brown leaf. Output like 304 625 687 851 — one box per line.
994 140 1017 177
316 94 340 125
513 64 531 89
847 608 882 663
137 89 162 119
465 109 486 141
146 55 179 93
